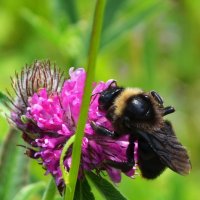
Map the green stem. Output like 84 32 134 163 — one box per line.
60 135 75 187
63 0 106 200
42 178 56 200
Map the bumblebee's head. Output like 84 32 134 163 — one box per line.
98 86 123 111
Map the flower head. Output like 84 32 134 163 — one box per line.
9 61 137 192
9 60 64 132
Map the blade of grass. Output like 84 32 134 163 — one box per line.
42 178 57 200
20 8 61 45
13 182 46 200
0 129 29 200
74 178 95 200
100 0 163 49
142 23 158 89
61 0 106 200
102 0 128 29
59 0 78 24
0 91 10 117
87 171 127 200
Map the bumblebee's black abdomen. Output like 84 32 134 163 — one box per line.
138 137 166 179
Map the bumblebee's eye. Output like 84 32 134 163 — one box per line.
125 96 154 120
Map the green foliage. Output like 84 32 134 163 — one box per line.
13 182 46 200
0 129 29 200
41 178 57 200
0 91 10 117
87 172 127 200
0 0 199 199
74 178 95 200
101 0 164 49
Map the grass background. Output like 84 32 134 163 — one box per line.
0 0 200 199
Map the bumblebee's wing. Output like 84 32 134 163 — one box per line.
137 121 191 176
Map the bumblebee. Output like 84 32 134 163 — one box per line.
91 81 191 179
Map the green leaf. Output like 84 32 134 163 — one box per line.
0 91 9 102
59 0 78 24
103 0 128 30
55 197 63 200
0 91 10 117
142 23 158 89
13 182 46 200
86 172 127 200
74 178 95 200
100 0 163 49
0 129 29 200
42 178 57 200
20 8 61 45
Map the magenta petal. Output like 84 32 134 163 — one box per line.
106 167 121 183
125 168 135 177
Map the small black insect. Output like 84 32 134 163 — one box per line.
91 81 191 179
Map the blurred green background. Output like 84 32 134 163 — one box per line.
0 0 200 199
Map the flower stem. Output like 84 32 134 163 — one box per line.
42 178 56 200
63 0 106 200
60 135 75 187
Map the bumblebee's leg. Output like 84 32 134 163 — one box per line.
126 134 135 165
91 121 135 172
163 106 175 116
90 121 119 138
105 137 135 172
105 160 134 173
150 91 163 105
150 91 175 116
